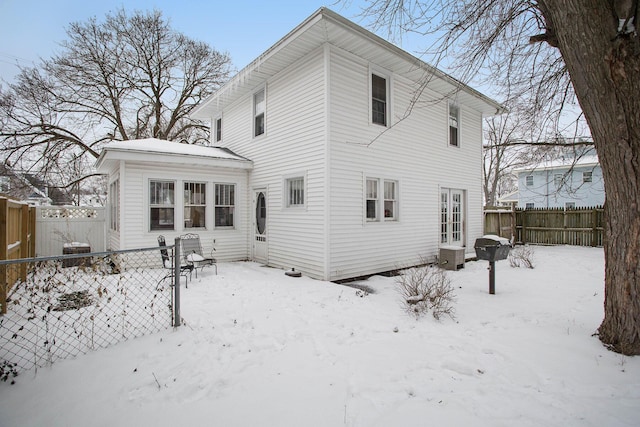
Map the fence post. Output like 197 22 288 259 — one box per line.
0 198 7 314
173 237 181 327
19 204 29 281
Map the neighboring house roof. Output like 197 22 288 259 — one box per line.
192 7 505 120
95 138 253 172
514 154 600 174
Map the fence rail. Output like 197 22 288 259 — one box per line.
484 206 604 247
0 242 183 376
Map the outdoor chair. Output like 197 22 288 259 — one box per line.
180 233 217 277
158 235 193 287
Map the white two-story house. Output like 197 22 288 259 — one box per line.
515 151 604 209
97 8 503 281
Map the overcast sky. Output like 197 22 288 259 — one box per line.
0 0 422 83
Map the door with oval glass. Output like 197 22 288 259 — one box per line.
440 188 465 246
253 189 268 263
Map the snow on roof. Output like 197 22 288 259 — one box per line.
514 154 599 173
103 138 247 161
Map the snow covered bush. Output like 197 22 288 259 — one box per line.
396 265 456 320
509 245 535 269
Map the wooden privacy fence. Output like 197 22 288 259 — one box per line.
0 197 36 314
484 206 604 247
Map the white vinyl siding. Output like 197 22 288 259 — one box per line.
216 47 327 278
328 46 484 281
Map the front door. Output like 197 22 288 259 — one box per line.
440 188 465 246
253 189 268 263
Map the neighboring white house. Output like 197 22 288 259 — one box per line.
97 8 503 281
515 153 605 209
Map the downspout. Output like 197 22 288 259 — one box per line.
323 42 332 281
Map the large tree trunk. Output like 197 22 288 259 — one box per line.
539 1 640 354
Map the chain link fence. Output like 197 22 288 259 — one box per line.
0 243 182 376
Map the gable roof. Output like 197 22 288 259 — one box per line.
191 7 504 120
95 138 253 172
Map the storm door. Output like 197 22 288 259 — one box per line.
253 189 268 263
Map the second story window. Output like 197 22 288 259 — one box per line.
372 74 387 126
449 102 459 146
254 88 265 137
215 117 222 142
583 171 592 183
526 175 534 186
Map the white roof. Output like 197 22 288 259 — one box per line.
95 138 252 172
515 155 599 174
192 8 504 120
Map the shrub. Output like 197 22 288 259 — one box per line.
396 265 456 320
509 245 535 269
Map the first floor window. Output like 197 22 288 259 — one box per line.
367 178 398 221
525 203 535 209
565 202 576 209
215 184 235 227
150 180 175 230
109 179 119 231
287 177 305 207
384 180 397 220
184 182 206 228
366 178 379 221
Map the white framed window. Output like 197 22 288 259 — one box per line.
150 180 175 231
254 88 265 137
384 180 398 220
366 178 379 221
525 202 535 209
215 184 235 227
109 179 119 232
448 102 459 147
215 117 222 142
184 182 206 229
371 73 388 126
583 171 592 183
565 202 576 209
554 173 564 188
526 175 534 186
286 177 305 207
366 177 398 222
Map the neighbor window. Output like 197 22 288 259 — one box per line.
554 173 564 188
583 171 592 183
215 117 222 142
184 182 206 229
215 184 235 227
525 203 535 209
565 202 576 209
526 175 534 186
371 74 387 126
449 102 459 146
384 180 397 220
150 180 175 230
254 88 265 137
286 177 305 207
109 179 119 232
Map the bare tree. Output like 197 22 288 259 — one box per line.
357 0 640 354
0 9 232 190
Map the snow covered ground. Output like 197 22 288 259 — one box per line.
1 245 638 427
